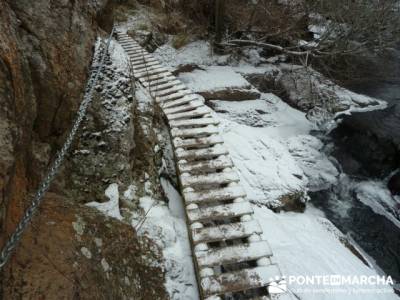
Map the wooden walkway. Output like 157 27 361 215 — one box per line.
115 27 283 300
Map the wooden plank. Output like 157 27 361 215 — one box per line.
171 126 219 138
181 171 239 188
130 60 160 69
187 202 253 223
140 76 176 87
175 144 227 160
129 54 155 62
161 94 199 108
164 100 203 115
137 71 174 82
134 67 169 78
201 265 282 297
152 84 187 97
150 79 183 92
156 89 193 104
170 117 219 128
167 106 211 121
123 45 142 51
178 155 232 173
196 240 272 268
192 220 262 244
174 135 224 149
132 63 164 72
130 58 159 67
183 186 246 204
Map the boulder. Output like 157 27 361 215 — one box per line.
2 193 168 300
178 66 261 101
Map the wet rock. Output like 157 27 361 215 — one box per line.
388 172 400 195
331 105 400 177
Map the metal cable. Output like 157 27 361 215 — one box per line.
0 26 115 269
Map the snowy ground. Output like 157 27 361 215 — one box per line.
89 34 399 299
156 40 399 299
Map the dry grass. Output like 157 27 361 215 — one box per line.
172 32 191 49
113 0 138 23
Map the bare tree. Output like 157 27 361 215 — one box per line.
222 0 400 60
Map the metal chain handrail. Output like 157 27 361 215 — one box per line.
0 26 115 269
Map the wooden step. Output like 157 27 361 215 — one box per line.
181 171 239 188
164 100 203 115
196 240 272 268
135 67 169 78
132 63 163 73
187 202 253 223
127 50 151 58
140 76 176 87
201 265 282 297
156 90 193 104
175 144 227 161
150 79 183 92
120 41 140 46
167 106 211 121
130 60 160 69
123 45 142 51
118 36 136 41
170 117 219 128
130 58 159 67
178 155 233 173
192 220 262 244
130 55 156 63
119 39 137 44
174 135 225 149
171 126 219 138
137 71 174 82
152 84 187 97
184 186 246 204
124 47 148 59
161 94 199 108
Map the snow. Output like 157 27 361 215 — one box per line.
169 47 398 298
86 183 123 220
129 180 199 300
109 25 398 298
179 66 252 92
286 135 339 191
213 95 338 206
154 40 227 68
109 39 129 71
211 94 313 135
220 118 307 207
255 206 399 300
353 180 400 229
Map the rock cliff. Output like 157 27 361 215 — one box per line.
0 1 168 298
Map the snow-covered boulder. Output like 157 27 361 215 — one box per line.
277 64 382 113
179 66 261 101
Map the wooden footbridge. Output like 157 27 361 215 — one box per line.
115 27 284 300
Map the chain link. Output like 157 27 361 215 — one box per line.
0 27 115 269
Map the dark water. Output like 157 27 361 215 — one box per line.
310 51 400 287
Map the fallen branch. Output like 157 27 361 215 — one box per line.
222 39 316 57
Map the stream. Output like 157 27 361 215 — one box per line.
310 49 400 288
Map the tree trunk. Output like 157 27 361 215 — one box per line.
215 0 225 45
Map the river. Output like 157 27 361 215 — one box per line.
310 49 400 289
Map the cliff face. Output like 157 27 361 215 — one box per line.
0 1 168 298
0 0 108 238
